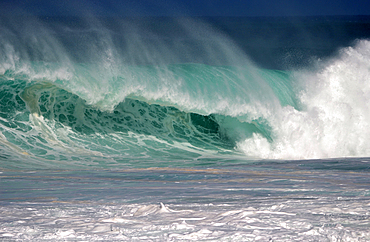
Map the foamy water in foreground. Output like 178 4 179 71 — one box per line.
1 160 370 241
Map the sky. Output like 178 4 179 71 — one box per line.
0 0 369 17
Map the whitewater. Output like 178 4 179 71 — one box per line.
1 16 370 241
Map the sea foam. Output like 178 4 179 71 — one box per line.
238 40 370 159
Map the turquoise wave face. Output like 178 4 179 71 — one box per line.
0 62 300 169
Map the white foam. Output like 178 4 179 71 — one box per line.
238 40 370 159
1 199 368 241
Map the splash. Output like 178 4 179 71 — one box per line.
237 40 370 159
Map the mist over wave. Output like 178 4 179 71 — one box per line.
0 16 370 168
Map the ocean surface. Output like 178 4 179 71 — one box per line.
1 15 370 241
